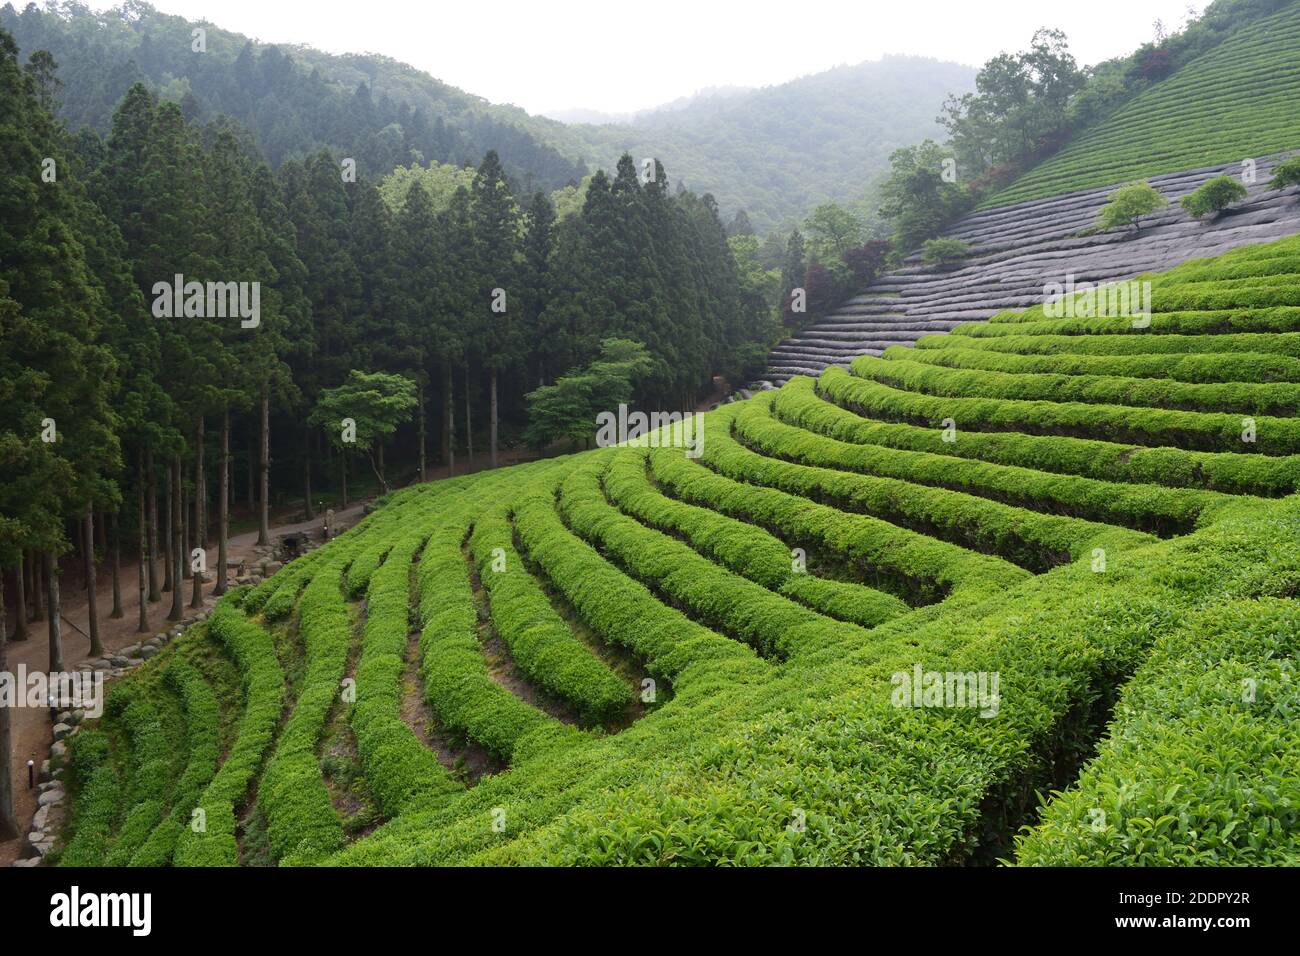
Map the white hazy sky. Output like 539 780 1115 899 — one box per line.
99 0 1202 116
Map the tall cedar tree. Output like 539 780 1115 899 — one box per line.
469 150 521 468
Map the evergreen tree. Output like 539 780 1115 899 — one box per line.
469 150 521 468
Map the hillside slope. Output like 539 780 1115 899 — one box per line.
42 236 1300 867
761 156 1300 384
984 0 1300 207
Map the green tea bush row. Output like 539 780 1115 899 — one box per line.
606 447 909 628
993 284 1300 327
57 729 122 867
647 416 1028 605
797 374 1300 497
901 342 1300 384
735 392 1232 535
257 555 351 865
1016 597 1300 865
511 470 763 684
102 695 171 866
854 353 1300 416
504 495 1297 865
952 307 1300 340
129 657 221 866
557 453 871 659
174 600 285 867
470 505 633 724
349 517 464 818
704 404 1151 573
829 364 1300 456
416 504 576 762
915 330 1300 360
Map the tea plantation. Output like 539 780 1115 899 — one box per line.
55 237 1300 866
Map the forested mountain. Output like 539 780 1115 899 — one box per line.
2 3 974 232
0 0 587 191
541 57 976 233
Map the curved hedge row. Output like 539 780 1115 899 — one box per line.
605 447 909 628
735 392 1233 535
902 342 1300 385
950 307 1300 341
1016 597 1300 865
803 374 1300 496
350 519 463 819
101 695 171 866
129 657 221 866
512 472 763 685
704 404 1152 573
174 601 285 867
914 330 1300 360
470 505 633 725
57 729 122 867
827 364 1300 456
557 453 872 659
855 353 1300 417
257 554 352 865
416 499 578 762
647 420 1028 606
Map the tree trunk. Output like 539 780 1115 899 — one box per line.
31 550 44 621
377 443 385 490
181 471 191 581
248 421 256 510
341 453 348 508
367 451 389 495
163 461 173 593
109 512 123 619
190 435 205 610
21 552 33 624
0 581 17 841
45 550 62 672
84 505 103 657
147 450 160 602
490 366 499 469
257 386 271 546
195 416 207 549
418 378 426 482
169 457 184 622
11 563 27 641
137 454 149 633
464 360 474 468
303 428 315 520
215 409 229 596
190 530 203 608
443 357 454 476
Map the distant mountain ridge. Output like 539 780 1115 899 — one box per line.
536 56 976 233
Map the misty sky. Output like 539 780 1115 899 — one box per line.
102 0 1202 117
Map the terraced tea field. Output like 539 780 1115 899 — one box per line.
54 237 1300 866
985 0 1300 207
